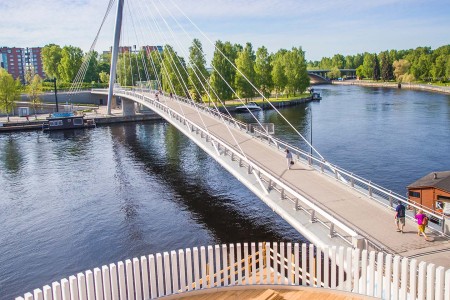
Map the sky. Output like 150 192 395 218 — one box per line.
1 0 449 62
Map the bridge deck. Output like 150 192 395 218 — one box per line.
154 95 449 267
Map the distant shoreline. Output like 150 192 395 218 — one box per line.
331 80 450 95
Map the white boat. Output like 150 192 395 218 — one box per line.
312 92 322 101
235 102 262 112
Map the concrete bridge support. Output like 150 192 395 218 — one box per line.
122 98 136 116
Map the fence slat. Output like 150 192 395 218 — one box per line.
109 263 119 300
222 244 228 286
244 243 250 285
392 256 401 300
316 246 322 289
287 243 293 285
417 261 427 300
309 244 315 287
148 255 157 299
93 268 103 300
323 246 329 289
170 251 179 294
214 245 221 287
200 246 207 289
24 293 32 300
258 242 263 285
251 243 257 285
229 244 235 286
141 257 150 300
302 244 308 287
279 242 285 285
385 254 392 300
43 285 52 300
133 257 143 299
33 289 43 300
61 278 70 300
294 243 300 286
353 249 360 293
77 273 87 300
368 251 376 297
426 263 435 300
399 257 408 300
85 271 94 300
69 275 79 300
102 266 111 300
345 247 352 292
117 262 126 300
52 281 62 300
444 269 450 300
178 250 186 292
192 248 200 290
376 252 384 298
156 253 164 297
435 266 445 300
163 252 172 295
330 246 337 289
185 249 193 292
125 259 135 300
265 243 270 285
208 246 214 288
338 247 345 290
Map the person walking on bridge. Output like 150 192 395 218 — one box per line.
415 210 429 241
285 149 293 170
394 201 406 233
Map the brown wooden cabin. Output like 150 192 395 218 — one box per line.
407 171 450 216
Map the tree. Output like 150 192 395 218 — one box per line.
58 46 83 83
235 42 256 100
410 54 432 81
430 55 447 82
161 45 188 96
362 53 374 78
0 68 21 122
27 74 43 119
372 54 380 80
84 51 99 83
327 67 341 79
379 51 393 81
284 47 309 96
271 49 287 98
345 55 355 69
188 39 208 102
393 59 411 82
210 41 239 101
41 44 62 79
331 54 345 69
356 65 365 79
99 71 109 83
254 46 273 98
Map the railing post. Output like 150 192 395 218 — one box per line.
368 183 373 197
389 192 393 207
329 223 334 238
352 235 365 250
248 165 252 174
280 189 285 200
310 210 316 223
334 169 339 179
294 198 299 211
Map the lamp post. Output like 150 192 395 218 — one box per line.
53 78 59 112
305 106 312 156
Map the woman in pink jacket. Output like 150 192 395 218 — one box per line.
415 210 429 241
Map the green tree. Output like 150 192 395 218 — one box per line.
117 53 132 86
410 54 432 81
58 46 83 83
188 39 208 102
99 71 109 83
380 51 393 81
362 53 374 78
356 65 365 79
235 42 256 100
345 55 355 69
254 46 273 98
41 44 62 79
393 59 411 82
27 74 43 119
0 69 21 122
284 47 309 96
372 54 380 80
210 41 239 101
161 45 188 96
331 54 345 69
84 51 99 83
319 57 332 69
431 55 447 82
271 49 287 98
327 67 341 79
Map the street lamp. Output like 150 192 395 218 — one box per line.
305 106 312 156
44 78 59 112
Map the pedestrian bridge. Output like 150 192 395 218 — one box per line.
92 88 449 267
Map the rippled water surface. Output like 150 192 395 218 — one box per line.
1 85 449 298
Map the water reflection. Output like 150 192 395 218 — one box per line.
0 135 23 175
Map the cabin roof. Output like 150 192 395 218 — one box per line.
407 171 450 192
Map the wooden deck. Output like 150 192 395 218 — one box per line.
169 286 375 300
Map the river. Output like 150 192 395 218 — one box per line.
1 84 449 298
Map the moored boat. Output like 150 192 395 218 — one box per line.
235 102 262 112
42 112 96 131
312 92 322 101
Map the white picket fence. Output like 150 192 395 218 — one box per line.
17 242 450 300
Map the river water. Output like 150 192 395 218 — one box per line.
1 85 449 298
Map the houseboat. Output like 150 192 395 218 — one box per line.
42 112 96 131
407 171 450 216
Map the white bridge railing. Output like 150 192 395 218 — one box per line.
17 242 450 300
126 88 448 238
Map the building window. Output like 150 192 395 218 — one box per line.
73 118 83 125
437 195 450 201
409 191 420 198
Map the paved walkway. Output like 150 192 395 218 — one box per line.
157 94 450 268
